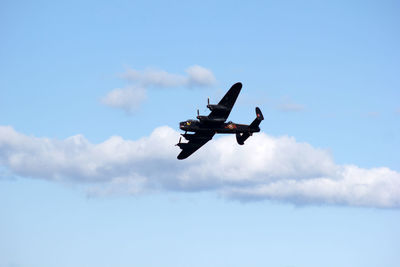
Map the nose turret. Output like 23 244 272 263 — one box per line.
179 120 198 131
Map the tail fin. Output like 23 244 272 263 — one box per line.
249 107 264 129
236 107 264 145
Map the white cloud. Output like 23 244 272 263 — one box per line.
101 65 216 113
185 65 216 87
101 86 146 113
1 125 399 208
121 68 186 87
275 96 305 112
120 65 216 88
227 166 400 208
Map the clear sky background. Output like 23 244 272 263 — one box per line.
1 1 399 267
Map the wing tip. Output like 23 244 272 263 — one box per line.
233 82 242 88
177 151 190 160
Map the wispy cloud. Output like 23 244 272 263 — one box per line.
101 65 216 113
276 97 305 112
1 125 399 208
277 102 305 112
121 65 216 88
101 86 146 113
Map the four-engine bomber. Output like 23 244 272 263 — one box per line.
176 82 264 159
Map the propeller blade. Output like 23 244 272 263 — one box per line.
208 98 210 105
176 136 182 146
197 109 199 116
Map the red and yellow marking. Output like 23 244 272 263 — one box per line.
226 123 237 129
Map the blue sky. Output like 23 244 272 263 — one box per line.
1 1 399 267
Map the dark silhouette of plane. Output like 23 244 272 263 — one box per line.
176 82 264 159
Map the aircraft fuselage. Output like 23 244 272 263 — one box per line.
179 120 260 134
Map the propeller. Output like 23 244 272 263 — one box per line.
207 98 210 106
197 109 200 117
175 137 182 146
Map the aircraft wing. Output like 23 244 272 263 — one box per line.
208 82 242 122
177 132 215 160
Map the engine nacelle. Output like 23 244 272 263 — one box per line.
182 133 209 141
207 104 228 111
197 115 225 123
176 142 196 149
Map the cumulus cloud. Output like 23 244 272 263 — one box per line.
120 65 216 88
185 65 217 87
0 125 399 208
101 86 146 113
101 65 216 113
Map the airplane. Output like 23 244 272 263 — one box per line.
176 82 264 159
